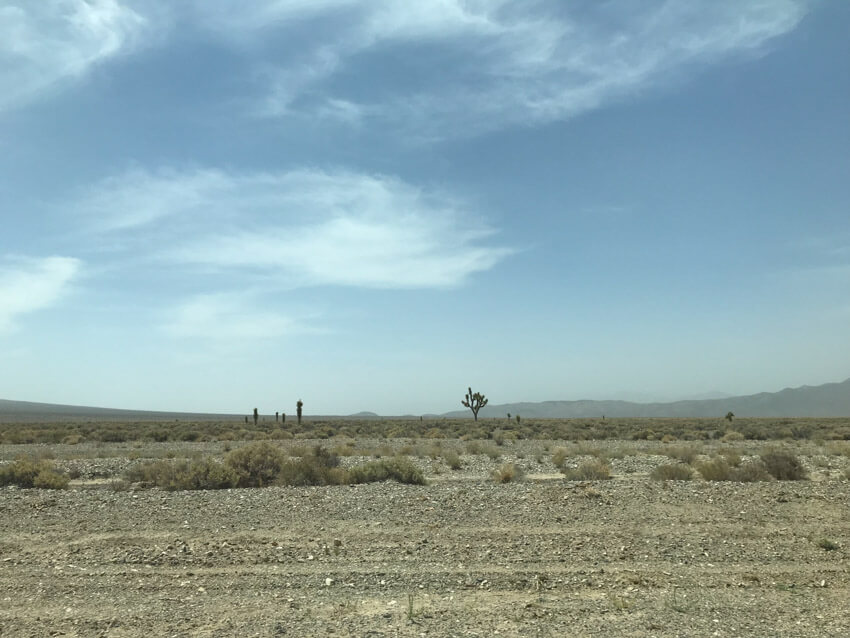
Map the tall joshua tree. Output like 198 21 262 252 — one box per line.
296 399 303 425
462 387 488 421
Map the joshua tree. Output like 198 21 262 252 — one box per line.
253 407 258 426
515 414 521 424
725 411 735 423
275 411 279 423
297 399 303 425
282 413 286 424
461 387 488 421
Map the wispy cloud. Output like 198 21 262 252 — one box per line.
73 166 513 289
0 256 81 333
195 0 809 137
163 292 300 340
0 0 151 112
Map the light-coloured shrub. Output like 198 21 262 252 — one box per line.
562 460 610 481
650 463 694 481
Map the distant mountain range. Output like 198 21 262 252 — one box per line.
441 378 850 418
0 400 233 423
1 378 848 421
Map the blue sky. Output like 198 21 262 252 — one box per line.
1 0 848 415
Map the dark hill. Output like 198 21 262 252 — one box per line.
443 378 850 418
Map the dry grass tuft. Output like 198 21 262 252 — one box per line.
491 462 524 483
562 460 611 481
760 450 808 481
650 463 694 481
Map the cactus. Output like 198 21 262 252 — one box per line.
297 399 303 425
253 407 258 426
461 387 488 421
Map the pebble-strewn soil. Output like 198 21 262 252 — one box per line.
1 441 849 637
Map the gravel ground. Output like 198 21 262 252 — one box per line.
1 441 849 637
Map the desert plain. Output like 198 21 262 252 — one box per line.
1 418 849 637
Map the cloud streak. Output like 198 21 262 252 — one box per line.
0 256 81 333
73 167 513 289
163 292 299 340
191 0 810 137
0 0 149 112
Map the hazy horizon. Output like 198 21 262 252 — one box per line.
1 1 849 415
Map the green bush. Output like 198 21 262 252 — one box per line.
650 463 694 481
562 460 611 481
0 457 69 490
226 442 287 487
760 450 807 480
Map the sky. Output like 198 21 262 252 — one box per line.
0 0 848 416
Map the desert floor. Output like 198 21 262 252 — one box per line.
1 439 848 637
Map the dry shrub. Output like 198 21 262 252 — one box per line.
664 445 700 464
491 462 524 483
817 538 839 551
442 450 462 470
650 463 694 481
760 450 808 481
226 442 287 487
347 457 427 485
551 447 570 469
0 457 69 490
733 460 772 482
575 443 605 458
722 430 745 442
466 441 500 460
562 460 610 481
125 458 238 491
697 457 770 482
276 446 342 486
825 442 850 457
696 457 734 481
718 447 742 467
